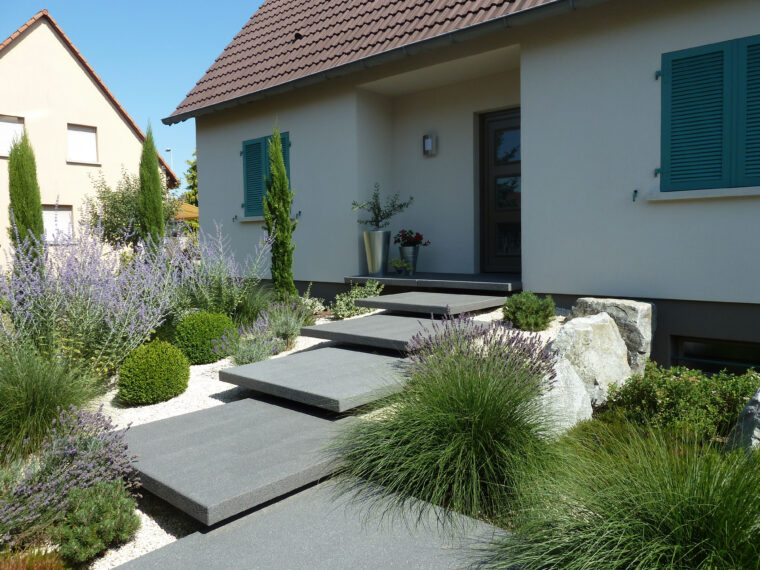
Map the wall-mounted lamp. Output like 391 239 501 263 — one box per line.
422 133 438 157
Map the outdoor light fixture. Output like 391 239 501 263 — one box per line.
422 133 437 157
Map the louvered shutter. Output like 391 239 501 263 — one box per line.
242 137 266 217
661 43 732 191
736 37 760 187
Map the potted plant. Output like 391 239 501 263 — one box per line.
393 229 430 275
390 257 413 276
352 184 413 276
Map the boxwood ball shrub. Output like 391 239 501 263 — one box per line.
328 317 555 524
502 291 555 332
484 423 760 569
118 340 190 405
174 311 237 364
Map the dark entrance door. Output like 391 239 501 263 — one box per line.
480 109 521 273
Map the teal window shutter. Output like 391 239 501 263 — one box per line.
661 42 733 191
736 37 760 187
280 131 291 182
242 137 266 217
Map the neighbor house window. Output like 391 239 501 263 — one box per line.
0 116 24 157
67 124 98 164
42 205 73 244
241 132 290 217
661 34 760 191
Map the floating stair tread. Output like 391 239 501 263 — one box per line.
355 292 505 315
300 314 435 351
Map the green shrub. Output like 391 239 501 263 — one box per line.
53 480 140 565
485 423 760 569
174 311 237 364
263 301 313 349
328 317 554 525
213 319 285 366
118 340 190 405
329 281 384 320
0 344 100 461
502 291 555 331
606 362 759 440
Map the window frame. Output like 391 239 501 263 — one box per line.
66 123 99 165
0 115 25 158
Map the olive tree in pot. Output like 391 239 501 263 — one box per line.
351 184 413 276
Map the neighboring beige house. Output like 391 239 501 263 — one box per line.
0 10 178 251
166 0 760 369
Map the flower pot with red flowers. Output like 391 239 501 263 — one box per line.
393 229 430 275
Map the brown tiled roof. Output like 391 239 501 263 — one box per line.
166 0 559 124
1 10 180 187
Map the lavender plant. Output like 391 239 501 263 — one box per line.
213 317 286 366
0 217 181 378
0 406 137 548
328 316 555 526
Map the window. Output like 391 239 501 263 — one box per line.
67 124 98 164
661 34 760 191
42 205 73 243
0 116 24 157
672 336 760 374
242 132 290 217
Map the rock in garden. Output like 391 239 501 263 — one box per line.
542 357 592 433
572 297 655 375
551 312 632 407
728 386 760 451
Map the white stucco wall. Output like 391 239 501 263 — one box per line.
521 0 760 304
0 18 151 253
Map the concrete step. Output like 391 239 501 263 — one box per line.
124 399 348 525
219 347 406 413
300 314 435 352
355 292 505 315
117 483 502 570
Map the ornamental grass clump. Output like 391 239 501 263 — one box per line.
213 317 285 366
484 423 760 569
262 301 313 349
328 317 555 525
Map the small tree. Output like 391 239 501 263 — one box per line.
7 131 44 250
183 150 198 206
137 125 164 243
263 127 297 300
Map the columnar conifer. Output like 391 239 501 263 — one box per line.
7 131 44 250
137 125 164 243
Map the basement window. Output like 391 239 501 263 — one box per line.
672 336 760 374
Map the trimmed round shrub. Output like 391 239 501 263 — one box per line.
173 311 237 364
503 291 555 331
118 340 190 405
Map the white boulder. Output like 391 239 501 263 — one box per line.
542 357 593 434
728 385 760 451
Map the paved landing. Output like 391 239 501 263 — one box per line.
355 292 505 315
300 314 435 352
118 483 501 570
219 347 406 412
346 272 522 292
124 399 347 525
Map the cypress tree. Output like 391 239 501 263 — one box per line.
137 125 164 244
263 127 297 300
7 131 44 250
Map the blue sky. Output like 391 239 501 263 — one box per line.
0 1 264 190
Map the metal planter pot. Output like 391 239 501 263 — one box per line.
363 230 390 276
399 245 419 275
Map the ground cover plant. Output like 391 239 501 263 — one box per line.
485 422 760 569
605 362 759 440
118 340 190 405
213 317 285 366
502 291 555 332
174 310 237 364
329 317 554 525
329 280 384 320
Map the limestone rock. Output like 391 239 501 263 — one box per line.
728 386 760 451
542 357 593 434
572 297 655 375
551 312 632 406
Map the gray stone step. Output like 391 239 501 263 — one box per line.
300 314 435 352
117 483 502 570
219 347 406 413
355 292 506 315
124 399 348 525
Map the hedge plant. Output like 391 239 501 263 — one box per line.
118 340 190 405
503 291 555 331
174 311 237 364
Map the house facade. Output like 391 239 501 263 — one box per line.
166 0 760 368
0 10 178 251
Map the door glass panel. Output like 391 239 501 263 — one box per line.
495 223 521 256
495 176 521 210
495 128 520 164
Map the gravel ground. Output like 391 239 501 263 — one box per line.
88 307 565 568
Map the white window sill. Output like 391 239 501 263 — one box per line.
238 216 265 223
647 186 760 202
66 161 101 167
